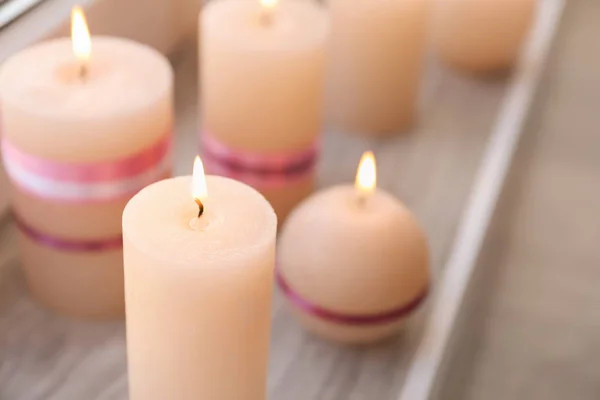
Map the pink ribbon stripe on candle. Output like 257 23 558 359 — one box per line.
201 132 318 188
14 214 123 252
276 269 429 326
1 134 172 202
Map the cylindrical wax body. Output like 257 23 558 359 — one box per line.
325 0 430 136
200 0 329 222
123 175 277 400
0 37 173 317
0 163 9 217
432 0 536 73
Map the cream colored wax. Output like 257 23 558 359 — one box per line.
123 174 277 400
326 0 430 136
200 0 329 222
432 0 536 73
0 163 9 217
0 35 173 317
278 153 430 344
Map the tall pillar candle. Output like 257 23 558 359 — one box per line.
431 0 536 73
123 159 277 400
0 9 173 317
200 0 329 222
325 0 430 136
0 163 9 217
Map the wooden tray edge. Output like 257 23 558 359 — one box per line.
396 1 566 399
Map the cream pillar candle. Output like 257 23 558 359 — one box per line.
0 163 9 217
325 0 430 136
200 0 329 223
0 8 173 317
431 0 536 73
123 158 277 400
278 152 430 344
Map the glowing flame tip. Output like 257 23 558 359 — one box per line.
260 0 278 10
71 6 91 62
355 151 376 194
192 156 208 202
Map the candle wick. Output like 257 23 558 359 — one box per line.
356 193 368 208
259 9 273 26
195 198 205 218
78 63 88 81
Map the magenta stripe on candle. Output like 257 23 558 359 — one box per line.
14 215 123 252
276 269 429 326
202 155 313 188
1 134 171 183
200 132 318 187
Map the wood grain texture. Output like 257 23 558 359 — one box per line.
0 36 513 399
437 1 600 399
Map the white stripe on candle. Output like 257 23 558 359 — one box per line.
4 151 171 202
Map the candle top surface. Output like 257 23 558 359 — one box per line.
289 184 417 228
202 0 329 52
123 175 277 266
0 36 172 119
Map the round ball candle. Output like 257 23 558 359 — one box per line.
431 0 536 73
325 0 430 136
277 152 430 344
0 8 173 317
123 157 277 400
200 0 329 223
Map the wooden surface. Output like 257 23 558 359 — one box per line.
0 25 541 400
437 1 600 399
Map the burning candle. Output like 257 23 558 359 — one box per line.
278 152 430 344
0 162 9 217
325 0 430 136
200 0 329 222
123 157 277 400
431 0 536 73
0 7 173 317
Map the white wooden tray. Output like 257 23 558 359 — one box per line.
0 0 564 398
429 1 598 399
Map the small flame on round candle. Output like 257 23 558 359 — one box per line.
71 6 91 79
259 0 278 25
355 151 376 203
192 156 208 218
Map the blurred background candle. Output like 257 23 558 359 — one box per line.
200 0 329 222
123 157 277 400
0 7 173 317
431 0 536 73
325 0 430 136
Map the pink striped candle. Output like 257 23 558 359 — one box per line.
0 159 9 217
200 0 329 222
0 12 173 318
277 152 431 344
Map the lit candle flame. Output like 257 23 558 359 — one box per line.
192 156 208 217
355 151 376 197
71 6 91 75
260 0 278 9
